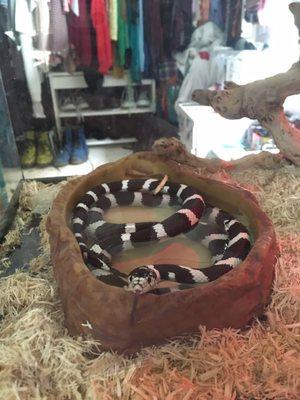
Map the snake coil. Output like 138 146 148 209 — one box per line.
72 179 251 294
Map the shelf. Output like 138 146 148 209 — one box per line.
49 71 156 143
179 102 210 120
49 71 154 90
58 107 154 118
86 137 136 146
102 77 153 87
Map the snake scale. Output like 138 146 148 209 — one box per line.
72 179 251 295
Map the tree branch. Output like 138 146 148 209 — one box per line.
192 2 300 166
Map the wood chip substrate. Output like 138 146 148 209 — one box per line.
0 165 299 400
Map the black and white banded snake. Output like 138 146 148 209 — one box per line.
72 178 251 295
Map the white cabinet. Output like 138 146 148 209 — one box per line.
179 102 252 160
48 71 156 145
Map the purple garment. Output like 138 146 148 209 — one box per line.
49 0 69 56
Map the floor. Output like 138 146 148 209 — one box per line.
22 145 133 180
2 145 132 202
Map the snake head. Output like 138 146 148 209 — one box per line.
126 266 160 294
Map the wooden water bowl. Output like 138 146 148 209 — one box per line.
46 152 278 354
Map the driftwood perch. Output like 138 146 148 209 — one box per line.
192 2 300 166
152 137 285 174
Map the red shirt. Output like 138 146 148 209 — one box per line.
91 0 113 74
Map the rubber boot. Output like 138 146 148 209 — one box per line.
70 127 88 165
36 131 54 167
21 130 36 168
54 129 73 167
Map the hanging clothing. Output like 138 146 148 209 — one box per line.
116 0 128 67
0 30 33 135
143 0 163 77
49 0 69 56
224 0 230 45
126 0 140 81
161 0 195 55
5 0 15 31
175 21 225 110
158 59 178 83
70 0 79 15
109 0 118 40
200 0 210 25
128 0 138 20
0 1 9 32
68 0 92 66
142 0 150 75
226 0 243 46
209 0 225 31
14 0 50 51
244 0 266 23
171 0 193 52
85 0 99 69
0 3 9 43
62 0 69 12
19 33 45 117
161 0 173 57
91 0 112 74
14 0 48 117
174 21 224 76
15 0 35 36
192 0 201 27
138 0 144 72
34 0 51 51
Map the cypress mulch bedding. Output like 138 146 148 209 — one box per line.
0 166 299 400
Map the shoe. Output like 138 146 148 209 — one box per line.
36 131 54 167
60 96 76 112
70 127 88 164
137 89 150 107
121 85 136 109
76 96 90 110
54 128 73 167
105 96 121 109
21 131 36 168
87 94 105 110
